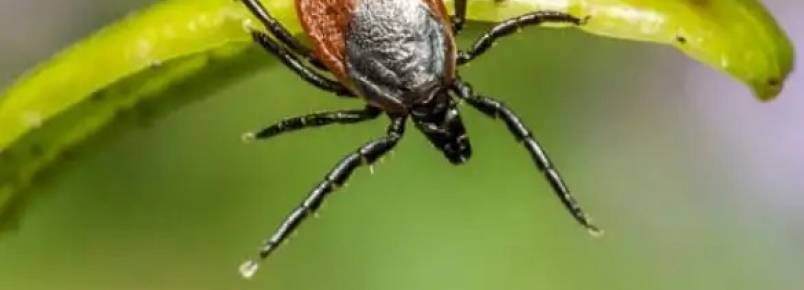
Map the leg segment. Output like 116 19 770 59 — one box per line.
252 31 354 97
245 106 382 141
240 0 326 69
451 0 468 33
239 117 407 278
452 80 602 235
458 11 583 65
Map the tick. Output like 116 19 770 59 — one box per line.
238 0 601 278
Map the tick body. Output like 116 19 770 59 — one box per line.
238 0 599 278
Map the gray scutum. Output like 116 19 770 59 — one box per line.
346 0 450 110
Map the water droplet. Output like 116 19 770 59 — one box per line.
241 19 255 32
21 111 43 128
242 132 256 143
587 227 605 238
239 260 260 279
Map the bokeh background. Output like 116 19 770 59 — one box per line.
0 1 802 290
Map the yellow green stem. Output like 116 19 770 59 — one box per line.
0 0 795 229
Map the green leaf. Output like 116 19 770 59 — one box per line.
0 0 794 230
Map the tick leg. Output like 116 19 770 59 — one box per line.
239 0 326 70
458 11 583 65
451 0 467 33
244 106 382 141
240 117 407 278
252 31 354 97
452 80 602 236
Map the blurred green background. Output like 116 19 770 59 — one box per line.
0 1 802 290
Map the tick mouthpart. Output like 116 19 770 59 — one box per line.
443 135 472 165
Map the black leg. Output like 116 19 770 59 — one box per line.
451 0 467 33
458 11 584 65
244 106 382 141
452 80 602 236
239 117 407 278
240 0 326 70
251 31 354 97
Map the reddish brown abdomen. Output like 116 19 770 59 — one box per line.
296 0 355 85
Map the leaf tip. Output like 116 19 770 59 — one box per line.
753 77 786 102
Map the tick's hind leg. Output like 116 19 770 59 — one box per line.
251 31 354 97
239 117 407 279
240 0 326 69
452 80 602 236
458 11 584 65
244 106 382 141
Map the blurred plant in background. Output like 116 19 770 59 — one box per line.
0 1 801 290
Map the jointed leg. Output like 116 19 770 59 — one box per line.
244 106 382 141
451 0 468 33
452 80 602 235
252 31 354 97
239 117 407 278
458 11 584 65
240 0 325 69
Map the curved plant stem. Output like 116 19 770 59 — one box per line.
0 0 794 230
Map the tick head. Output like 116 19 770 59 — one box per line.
411 91 472 165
